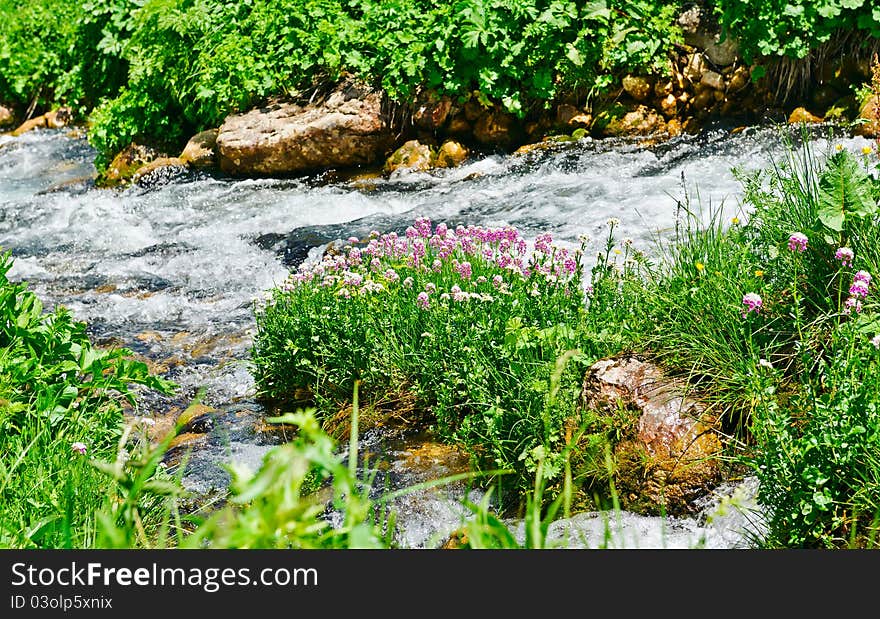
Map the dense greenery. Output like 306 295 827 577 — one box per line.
715 0 880 61
0 251 174 547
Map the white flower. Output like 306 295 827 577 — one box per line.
758 359 774 369
872 334 880 349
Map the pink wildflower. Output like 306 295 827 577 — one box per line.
788 232 808 253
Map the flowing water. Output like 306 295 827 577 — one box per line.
2 124 870 548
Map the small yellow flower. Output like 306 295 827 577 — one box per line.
715 271 722 277
755 270 764 277
835 144 843 151
731 216 740 225
695 262 705 272
613 248 622 255
862 146 873 155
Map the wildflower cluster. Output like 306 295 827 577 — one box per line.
844 269 872 315
270 217 586 311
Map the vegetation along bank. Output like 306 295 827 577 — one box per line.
2 0 880 184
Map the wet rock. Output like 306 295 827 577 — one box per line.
556 104 580 126
384 140 434 174
600 105 666 138
99 143 163 186
654 80 674 98
473 107 516 146
11 107 72 136
854 95 880 138
412 90 452 131
180 128 219 168
131 156 189 184
45 107 72 129
691 89 716 113
788 106 823 124
622 75 652 101
216 80 394 175
580 356 722 515
176 403 219 435
435 140 469 168
0 105 14 128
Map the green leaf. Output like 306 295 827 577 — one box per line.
816 151 878 234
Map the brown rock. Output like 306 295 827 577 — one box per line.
567 113 593 129
854 95 880 138
666 118 683 136
654 80 674 98
700 70 725 91
412 91 452 131
180 129 219 168
692 89 715 112
580 356 722 515
11 115 47 136
216 81 394 175
446 115 471 135
602 105 666 138
0 105 15 128
473 108 516 146
622 75 653 101
45 107 72 129
556 104 580 126
659 94 678 119
463 98 484 121
435 140 469 168
683 52 706 83
788 106 823 124
384 140 435 174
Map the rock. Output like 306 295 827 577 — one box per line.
463 99 484 121
473 107 516 146
601 105 666 138
435 140 469 168
580 356 722 515
568 113 592 129
384 140 434 174
666 118 683 137
700 70 725 91
0 105 14 128
677 5 741 67
788 106 823 124
659 93 678 119
45 107 72 129
100 143 163 186
654 80 674 98
180 129 219 168
854 95 880 138
556 104 580 126
216 81 393 175
446 115 471 135
692 89 716 113
412 90 452 131
11 115 47 136
622 75 652 101
728 65 751 92
683 52 706 83
131 157 189 184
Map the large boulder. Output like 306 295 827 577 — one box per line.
579 356 722 515
435 140 469 168
473 107 516 146
678 5 741 67
99 143 163 187
216 82 394 175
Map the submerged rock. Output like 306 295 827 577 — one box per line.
216 81 394 175
580 356 723 515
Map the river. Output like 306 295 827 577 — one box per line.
2 123 869 548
